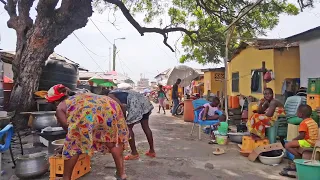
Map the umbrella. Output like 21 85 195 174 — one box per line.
117 83 133 90
143 88 151 93
98 81 116 87
158 79 168 86
89 73 115 84
104 71 129 83
167 65 199 87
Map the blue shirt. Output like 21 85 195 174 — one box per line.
109 91 128 104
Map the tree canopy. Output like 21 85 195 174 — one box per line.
108 0 300 64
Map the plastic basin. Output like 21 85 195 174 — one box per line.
259 152 284 165
295 159 320 180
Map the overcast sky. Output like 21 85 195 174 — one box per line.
1 1 320 82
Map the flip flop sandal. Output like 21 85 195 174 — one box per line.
124 154 139 160
212 148 225 155
279 170 296 178
208 140 217 144
283 167 296 171
145 152 156 158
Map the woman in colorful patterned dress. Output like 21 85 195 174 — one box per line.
45 84 129 180
247 88 285 139
109 89 155 160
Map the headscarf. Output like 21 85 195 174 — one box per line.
45 84 66 103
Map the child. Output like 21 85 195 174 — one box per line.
285 104 318 158
157 85 168 114
281 104 319 177
194 97 221 120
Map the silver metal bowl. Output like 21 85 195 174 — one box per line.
228 132 250 144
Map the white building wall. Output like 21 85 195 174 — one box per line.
300 38 320 87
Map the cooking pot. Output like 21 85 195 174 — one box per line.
15 152 49 179
236 123 247 132
49 139 65 154
31 111 59 130
228 132 250 144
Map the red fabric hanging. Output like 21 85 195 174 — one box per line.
264 71 272 83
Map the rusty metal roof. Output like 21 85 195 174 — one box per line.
229 39 299 62
0 51 88 71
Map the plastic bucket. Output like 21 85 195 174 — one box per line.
294 159 320 180
216 135 228 145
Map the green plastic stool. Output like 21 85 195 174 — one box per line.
266 117 288 144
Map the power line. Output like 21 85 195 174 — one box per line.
117 54 133 73
116 56 126 75
72 32 105 72
150 37 178 62
89 18 113 45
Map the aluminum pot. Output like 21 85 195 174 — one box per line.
228 132 250 144
15 152 49 179
31 111 59 130
49 139 65 154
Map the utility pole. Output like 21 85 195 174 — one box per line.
112 43 116 71
112 37 126 71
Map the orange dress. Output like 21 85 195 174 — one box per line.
247 103 285 139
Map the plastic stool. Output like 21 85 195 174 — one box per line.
266 117 288 144
49 154 91 180
241 136 270 153
0 124 14 179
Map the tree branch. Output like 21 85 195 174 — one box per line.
37 0 59 18
4 0 17 18
105 0 199 52
0 0 6 5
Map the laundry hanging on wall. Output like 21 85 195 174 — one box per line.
251 70 261 92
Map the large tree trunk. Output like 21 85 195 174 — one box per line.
5 0 93 129
9 45 54 127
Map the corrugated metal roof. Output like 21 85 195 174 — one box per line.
154 68 171 78
286 26 320 42
229 39 299 62
0 51 88 71
201 67 225 72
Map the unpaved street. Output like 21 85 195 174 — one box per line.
4 112 290 180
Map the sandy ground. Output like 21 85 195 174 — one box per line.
3 111 291 180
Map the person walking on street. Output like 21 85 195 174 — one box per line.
157 85 168 114
108 89 155 160
171 79 181 116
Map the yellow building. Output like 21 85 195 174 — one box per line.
202 68 225 97
227 39 300 100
